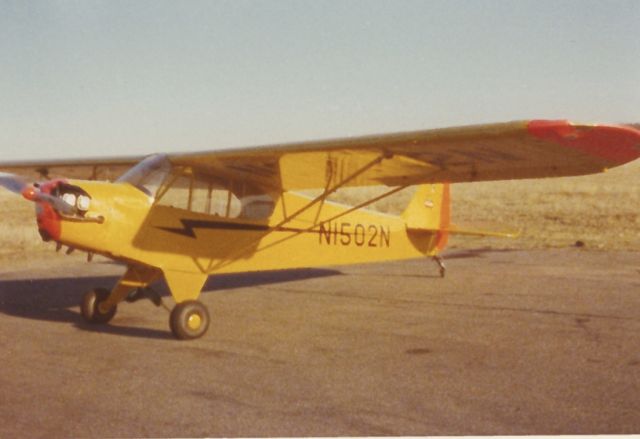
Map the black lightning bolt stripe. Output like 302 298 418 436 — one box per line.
157 219 314 238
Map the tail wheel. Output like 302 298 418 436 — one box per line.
81 288 117 324
170 300 210 340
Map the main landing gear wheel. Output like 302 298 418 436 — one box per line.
169 300 210 340
81 288 117 324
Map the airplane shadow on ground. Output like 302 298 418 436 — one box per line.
443 247 518 260
0 268 342 340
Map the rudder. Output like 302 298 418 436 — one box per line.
401 183 451 250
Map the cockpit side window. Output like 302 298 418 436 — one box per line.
121 159 277 219
156 169 241 218
156 174 192 210
240 194 276 219
191 180 242 217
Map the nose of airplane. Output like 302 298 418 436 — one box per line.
34 180 64 242
0 173 68 242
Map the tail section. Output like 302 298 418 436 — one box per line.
401 183 451 250
401 183 518 253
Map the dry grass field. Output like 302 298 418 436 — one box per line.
450 159 640 250
0 196 45 260
330 157 640 251
1 129 638 261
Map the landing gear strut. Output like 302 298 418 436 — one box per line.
126 287 163 307
78 266 210 340
433 255 446 278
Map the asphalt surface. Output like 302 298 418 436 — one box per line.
0 248 639 437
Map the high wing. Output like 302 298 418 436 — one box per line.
1 120 639 190
0 157 142 181
170 120 640 191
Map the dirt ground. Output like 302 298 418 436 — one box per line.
0 248 638 437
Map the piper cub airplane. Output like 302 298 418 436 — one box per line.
1 120 639 340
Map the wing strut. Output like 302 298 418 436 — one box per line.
201 153 394 272
272 153 389 231
251 184 410 256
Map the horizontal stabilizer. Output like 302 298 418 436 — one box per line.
406 223 519 238
446 224 519 238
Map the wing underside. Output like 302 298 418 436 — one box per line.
0 158 141 182
169 120 640 191
1 120 638 192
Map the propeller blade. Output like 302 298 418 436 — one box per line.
36 192 76 215
0 172 75 215
0 172 28 194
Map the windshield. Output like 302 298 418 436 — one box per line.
117 154 172 198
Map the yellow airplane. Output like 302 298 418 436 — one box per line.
1 120 639 339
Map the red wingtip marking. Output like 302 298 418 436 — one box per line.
527 120 640 164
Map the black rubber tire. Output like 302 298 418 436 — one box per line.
169 300 210 340
81 288 117 324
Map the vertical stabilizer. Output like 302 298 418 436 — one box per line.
401 183 451 250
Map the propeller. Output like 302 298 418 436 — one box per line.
0 172 76 215
0 172 29 194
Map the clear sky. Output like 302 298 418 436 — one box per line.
1 0 639 160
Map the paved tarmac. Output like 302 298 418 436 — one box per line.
0 248 639 437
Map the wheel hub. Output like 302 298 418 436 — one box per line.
98 301 112 315
187 313 202 330
169 300 210 340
